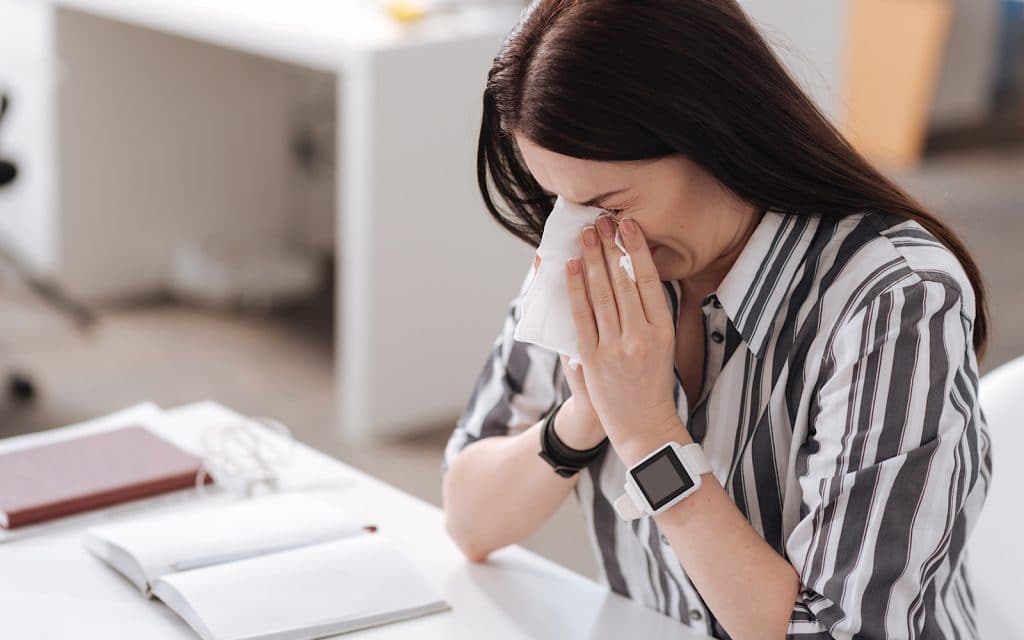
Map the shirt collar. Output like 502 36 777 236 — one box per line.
664 210 819 359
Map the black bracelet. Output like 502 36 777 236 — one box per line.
537 399 609 478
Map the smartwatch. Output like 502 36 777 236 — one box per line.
613 442 713 520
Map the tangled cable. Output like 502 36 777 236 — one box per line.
195 416 295 498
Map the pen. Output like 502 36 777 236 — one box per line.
170 524 378 572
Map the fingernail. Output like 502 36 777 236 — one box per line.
596 216 615 239
622 218 637 235
567 258 581 274
583 227 598 248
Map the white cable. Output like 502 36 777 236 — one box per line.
195 416 295 498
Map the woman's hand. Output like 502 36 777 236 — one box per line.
565 216 690 461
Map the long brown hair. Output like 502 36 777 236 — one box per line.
477 0 989 359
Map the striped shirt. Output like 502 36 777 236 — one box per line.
442 209 991 639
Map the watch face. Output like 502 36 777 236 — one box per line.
631 447 694 510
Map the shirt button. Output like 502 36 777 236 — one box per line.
710 331 724 344
689 609 703 621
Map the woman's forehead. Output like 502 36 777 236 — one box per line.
514 132 638 200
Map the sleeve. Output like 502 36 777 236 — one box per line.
783 279 991 639
441 262 563 474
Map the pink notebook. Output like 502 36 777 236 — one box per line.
0 425 207 529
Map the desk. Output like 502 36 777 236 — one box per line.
2 0 534 442
0 402 711 639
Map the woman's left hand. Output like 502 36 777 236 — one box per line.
566 215 691 461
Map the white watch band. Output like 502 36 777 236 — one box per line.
613 492 644 520
678 442 713 476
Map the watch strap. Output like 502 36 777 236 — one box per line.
537 399 608 478
613 491 644 520
678 442 713 477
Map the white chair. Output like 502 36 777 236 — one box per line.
971 355 1024 637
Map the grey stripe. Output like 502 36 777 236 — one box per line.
645 522 700 623
645 522 682 617
735 213 793 323
726 356 756 520
633 518 663 610
664 280 680 330
590 449 631 597
478 339 528 438
781 217 838 419
881 226 942 243
820 288 893 605
751 409 784 552
458 343 500 431
807 285 884 589
741 214 811 344
859 284 933 632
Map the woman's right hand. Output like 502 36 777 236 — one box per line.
555 354 607 450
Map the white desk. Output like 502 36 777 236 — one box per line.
0 402 710 639
3 0 534 442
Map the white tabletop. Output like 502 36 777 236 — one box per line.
41 0 523 70
0 402 710 639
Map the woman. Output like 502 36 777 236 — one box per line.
441 1 991 638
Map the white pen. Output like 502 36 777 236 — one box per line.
169 523 378 572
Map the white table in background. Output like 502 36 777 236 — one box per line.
5 0 533 443
0 402 711 639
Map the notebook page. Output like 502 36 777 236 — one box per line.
151 534 449 640
86 492 366 589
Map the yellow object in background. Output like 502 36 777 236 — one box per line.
386 1 429 24
842 0 954 169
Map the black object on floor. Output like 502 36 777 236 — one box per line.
0 94 15 187
8 374 35 404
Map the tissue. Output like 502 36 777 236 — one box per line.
513 196 636 370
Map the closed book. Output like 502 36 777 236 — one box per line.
0 425 206 529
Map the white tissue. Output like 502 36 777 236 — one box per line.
513 196 636 370
615 228 636 281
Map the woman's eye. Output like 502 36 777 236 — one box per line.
604 208 624 216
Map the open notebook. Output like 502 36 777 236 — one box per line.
85 492 450 640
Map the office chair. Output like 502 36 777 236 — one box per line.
0 95 14 187
0 92 29 401
971 354 1024 637
0 92 97 404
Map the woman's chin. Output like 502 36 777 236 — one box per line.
653 253 688 282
